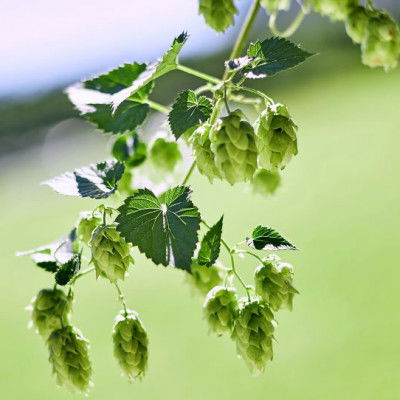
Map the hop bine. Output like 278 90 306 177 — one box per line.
28 288 71 339
232 298 275 375
112 310 149 381
203 286 238 335
47 326 92 393
186 261 225 296
254 255 298 311
90 224 133 283
210 110 258 185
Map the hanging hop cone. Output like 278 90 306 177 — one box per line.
254 255 298 311
203 286 238 335
311 0 356 21
345 5 373 44
232 298 275 375
150 137 182 172
360 9 400 71
47 326 92 394
252 168 281 196
255 103 298 171
90 224 133 283
210 110 258 185
260 0 290 13
28 288 71 339
192 123 222 182
76 211 101 244
112 310 149 381
186 261 225 296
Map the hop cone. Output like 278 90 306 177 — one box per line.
361 10 400 70
76 211 101 244
311 0 356 21
150 137 182 171
90 224 132 283
203 286 238 335
29 288 71 339
260 0 290 13
199 0 237 32
192 124 222 181
186 261 224 296
232 298 275 375
210 110 258 185
254 255 298 311
47 326 92 393
255 103 298 171
113 310 149 381
345 5 372 44
252 169 281 196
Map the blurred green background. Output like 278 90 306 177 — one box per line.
1 2 400 399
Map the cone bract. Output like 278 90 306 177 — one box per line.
76 211 101 244
252 169 281 195
210 110 258 185
232 298 275 375
91 224 132 283
186 261 224 296
345 5 372 44
47 326 92 393
29 288 71 339
113 310 149 380
255 103 298 171
254 255 298 311
312 0 356 21
260 0 290 13
203 286 238 335
199 0 237 32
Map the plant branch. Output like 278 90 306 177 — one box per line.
177 64 221 85
181 160 196 186
146 99 170 115
114 282 128 315
268 7 308 38
70 265 95 285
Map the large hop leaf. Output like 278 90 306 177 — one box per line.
47 326 92 394
311 0 357 21
203 286 238 335
113 310 148 381
255 103 298 170
254 254 298 311
210 110 258 185
90 225 133 283
232 298 275 375
186 261 225 296
199 0 238 32
192 124 222 182
28 288 71 339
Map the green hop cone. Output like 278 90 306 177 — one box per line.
150 137 182 172
252 169 281 196
193 123 222 182
29 288 71 339
254 255 298 311
203 286 238 335
210 110 258 185
90 224 133 283
260 0 290 13
112 310 149 381
186 261 225 296
47 326 92 393
311 0 356 21
361 10 400 70
345 5 372 44
232 298 275 375
199 0 238 32
76 211 101 244
255 103 298 171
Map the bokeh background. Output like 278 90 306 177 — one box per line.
1 1 400 399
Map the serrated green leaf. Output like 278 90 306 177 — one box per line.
199 0 238 32
112 32 189 110
112 133 147 168
116 186 201 271
42 160 124 199
246 225 297 250
227 37 314 78
55 254 81 285
198 216 223 267
168 90 212 139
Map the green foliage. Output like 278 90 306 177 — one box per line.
149 137 182 171
169 90 213 139
116 186 200 271
112 310 149 381
197 217 223 267
76 211 102 244
247 225 297 250
252 168 281 195
55 254 81 286
186 261 225 296
199 0 238 32
112 133 147 168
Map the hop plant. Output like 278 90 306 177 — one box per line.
112 310 149 381
232 298 275 375
210 110 258 185
203 286 238 335
255 103 298 171
76 211 101 244
254 255 298 311
252 169 281 196
47 326 92 393
186 261 225 296
345 5 372 44
29 288 71 339
199 0 238 32
90 224 132 283
260 0 290 13
311 0 356 21
150 137 182 171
